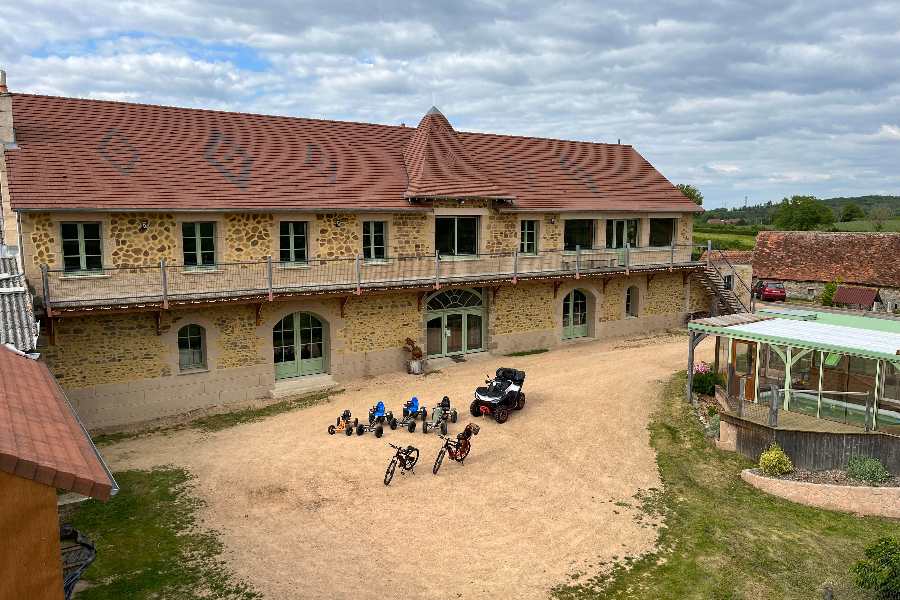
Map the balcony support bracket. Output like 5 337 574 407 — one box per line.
48 316 56 346
553 281 565 299
602 277 613 294
255 302 263 327
683 270 693 285
418 291 426 312
154 311 162 337
646 273 657 288
492 285 502 305
340 296 350 319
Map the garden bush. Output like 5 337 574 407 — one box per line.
854 536 900 599
708 415 720 439
846 456 891 485
759 442 793 476
690 363 722 396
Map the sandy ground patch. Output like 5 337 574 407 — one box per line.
102 332 713 599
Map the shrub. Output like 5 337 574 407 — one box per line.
854 537 900 598
691 364 722 396
820 278 844 307
759 442 793 476
846 456 890 485
708 415 720 438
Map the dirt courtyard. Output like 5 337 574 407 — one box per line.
102 332 713 599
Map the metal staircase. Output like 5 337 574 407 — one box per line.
695 242 753 315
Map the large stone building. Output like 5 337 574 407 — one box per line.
752 231 900 311
0 90 714 428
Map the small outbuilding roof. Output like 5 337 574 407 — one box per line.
832 285 879 307
0 346 116 500
699 250 754 265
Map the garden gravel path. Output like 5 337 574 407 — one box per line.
102 331 713 599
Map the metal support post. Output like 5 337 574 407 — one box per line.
575 245 581 279
161 258 169 309
41 263 52 316
266 255 274 301
865 390 874 432
354 252 361 295
670 243 675 271
625 243 630 275
512 247 518 284
434 250 441 289
706 239 712 268
769 385 779 428
686 331 695 403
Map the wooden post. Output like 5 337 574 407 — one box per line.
160 258 169 309
769 385 779 428
726 363 734 401
713 335 721 379
865 390 874 432
686 331 695 403
267 255 274 301
41 263 52 316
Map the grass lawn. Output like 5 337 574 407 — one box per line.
59 469 259 600
692 232 757 252
552 371 900 600
834 220 900 232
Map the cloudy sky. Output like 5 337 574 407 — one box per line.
2 0 898 209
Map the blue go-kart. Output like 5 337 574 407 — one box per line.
357 401 396 436
397 397 427 432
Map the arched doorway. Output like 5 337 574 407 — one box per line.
426 288 484 358
563 289 588 339
273 312 326 379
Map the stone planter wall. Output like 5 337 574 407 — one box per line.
741 469 900 518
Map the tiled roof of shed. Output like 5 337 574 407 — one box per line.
5 94 704 213
752 231 900 288
699 250 754 265
833 285 879 307
0 346 115 500
0 255 37 351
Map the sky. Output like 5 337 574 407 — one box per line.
2 0 899 210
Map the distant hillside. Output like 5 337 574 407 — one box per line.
699 195 900 224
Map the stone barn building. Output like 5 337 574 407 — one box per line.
1 89 719 428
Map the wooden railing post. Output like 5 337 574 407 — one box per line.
354 252 361 295
434 250 441 290
41 263 52 316
512 247 518 284
575 245 581 279
266 255 274 301
769 385 779 428
160 258 169 309
865 390 874 431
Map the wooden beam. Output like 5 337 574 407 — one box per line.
340 296 350 318
48 316 56 346
553 281 565 298
602 277 613 294
254 302 263 326
418 291 427 312
492 285 502 305
683 271 692 285
646 273 657 287
154 311 162 336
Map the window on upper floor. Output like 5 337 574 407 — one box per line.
435 216 477 257
280 221 308 264
649 218 676 247
61 222 103 274
363 221 387 260
606 219 639 249
723 274 734 291
520 220 537 254
182 222 216 269
563 219 594 251
178 324 206 370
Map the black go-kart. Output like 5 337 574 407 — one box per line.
470 367 526 424
384 443 419 485
397 397 427 432
423 396 457 435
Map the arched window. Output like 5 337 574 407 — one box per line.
563 289 588 339
625 286 639 317
178 324 205 370
427 289 483 310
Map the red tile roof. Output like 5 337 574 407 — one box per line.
5 94 703 214
752 231 900 288
700 250 754 265
833 285 879 307
0 347 114 500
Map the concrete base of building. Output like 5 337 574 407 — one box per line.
269 373 337 399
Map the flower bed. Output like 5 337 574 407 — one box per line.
759 468 900 488
742 469 900 518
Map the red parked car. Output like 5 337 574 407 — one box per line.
752 280 786 301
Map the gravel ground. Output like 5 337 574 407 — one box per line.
101 331 713 600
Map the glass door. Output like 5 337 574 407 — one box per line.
274 313 326 379
730 340 757 400
562 290 588 339
606 219 639 263
446 314 464 354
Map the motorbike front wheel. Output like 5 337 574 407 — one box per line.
384 458 397 485
433 448 446 475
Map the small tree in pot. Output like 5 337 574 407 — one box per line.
404 337 425 374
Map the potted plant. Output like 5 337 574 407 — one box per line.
404 337 425 375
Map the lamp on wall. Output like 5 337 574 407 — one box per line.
550 218 556 224
334 219 342 227
139 220 148 231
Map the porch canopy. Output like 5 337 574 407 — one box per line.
688 309 900 435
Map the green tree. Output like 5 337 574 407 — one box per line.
869 205 894 231
839 202 865 222
772 195 835 231
676 184 703 206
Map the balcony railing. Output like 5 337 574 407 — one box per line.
40 244 703 311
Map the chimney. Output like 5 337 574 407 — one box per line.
0 71 7 93
1 71 14 146
400 123 406 128
617 139 620 145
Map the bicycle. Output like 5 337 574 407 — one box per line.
433 423 479 475
384 443 419 485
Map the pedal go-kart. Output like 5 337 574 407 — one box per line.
397 396 427 432
327 410 358 436
470 367 526 424
384 443 419 485
433 423 480 474
423 396 457 435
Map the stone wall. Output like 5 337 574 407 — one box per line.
688 272 711 313
741 469 900 518
25 212 56 266
781 280 825 301
336 292 422 355
223 213 275 263
109 213 177 267
678 213 693 245
391 212 431 256
315 213 359 259
484 211 518 253
600 276 631 322
644 272 688 316
542 213 562 251
489 281 556 336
